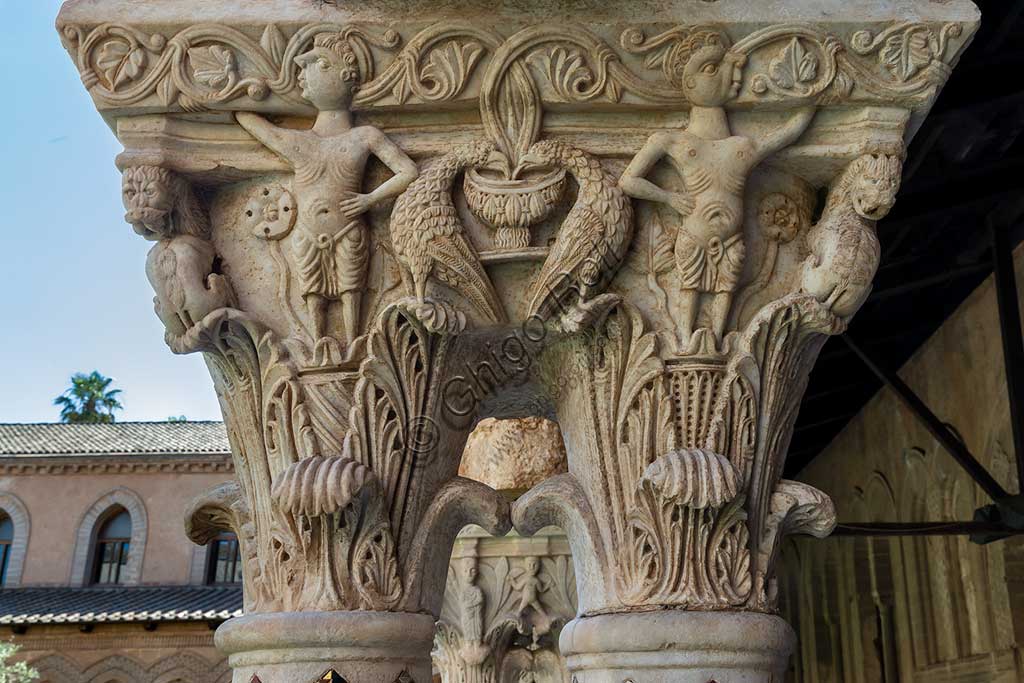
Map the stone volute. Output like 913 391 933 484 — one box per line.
57 0 978 681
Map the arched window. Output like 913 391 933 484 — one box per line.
71 488 147 587
0 513 12 586
92 508 132 585
206 532 242 585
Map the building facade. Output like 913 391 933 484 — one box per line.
0 421 240 682
782 253 1024 681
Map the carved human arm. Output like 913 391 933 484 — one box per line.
619 133 693 216
754 106 816 162
235 111 299 160
340 127 419 218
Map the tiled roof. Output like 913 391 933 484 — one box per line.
0 585 242 624
0 422 230 456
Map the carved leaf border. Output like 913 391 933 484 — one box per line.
59 19 965 116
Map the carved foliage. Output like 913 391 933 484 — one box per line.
342 302 479 612
62 19 968 125
708 295 844 610
61 22 400 110
624 21 964 103
180 310 314 611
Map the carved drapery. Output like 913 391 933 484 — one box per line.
57 1 977 680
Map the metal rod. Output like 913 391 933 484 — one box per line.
832 521 1019 537
989 218 1024 489
867 263 989 302
843 335 1009 501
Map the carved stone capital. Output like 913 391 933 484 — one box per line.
58 0 978 681
434 528 576 683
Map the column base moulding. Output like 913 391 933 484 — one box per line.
560 611 795 683
216 611 435 683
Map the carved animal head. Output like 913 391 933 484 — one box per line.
517 138 579 171
122 165 209 241
295 32 362 109
456 139 503 169
845 153 903 221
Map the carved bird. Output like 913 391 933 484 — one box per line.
516 139 634 321
389 140 508 323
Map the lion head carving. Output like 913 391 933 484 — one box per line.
122 165 208 241
844 153 903 221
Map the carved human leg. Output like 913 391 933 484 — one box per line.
57 1 977 680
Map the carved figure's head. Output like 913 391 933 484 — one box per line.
847 153 903 221
295 32 361 110
122 165 208 241
524 556 540 574
460 558 478 585
670 30 743 106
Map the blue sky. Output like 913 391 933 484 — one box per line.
0 1 223 422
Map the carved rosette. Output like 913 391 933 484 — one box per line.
61 2 975 680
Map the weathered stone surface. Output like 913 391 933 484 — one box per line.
435 526 575 683
56 0 978 679
460 418 567 493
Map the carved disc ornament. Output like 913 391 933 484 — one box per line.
58 0 977 680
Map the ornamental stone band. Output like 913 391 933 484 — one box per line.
56 1 979 681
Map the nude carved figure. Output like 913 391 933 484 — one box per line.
236 32 418 356
619 32 815 349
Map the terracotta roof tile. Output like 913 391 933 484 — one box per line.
0 422 229 456
0 585 242 624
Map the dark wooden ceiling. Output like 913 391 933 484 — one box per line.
786 0 1024 477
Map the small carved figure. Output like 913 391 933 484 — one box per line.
517 140 634 327
236 32 418 352
121 165 235 346
800 153 902 318
619 31 815 348
510 556 552 646
389 140 507 323
457 558 491 667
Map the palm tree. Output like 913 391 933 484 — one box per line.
53 371 124 424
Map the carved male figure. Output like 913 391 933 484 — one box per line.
458 558 490 667
122 165 235 348
619 32 815 347
236 32 418 352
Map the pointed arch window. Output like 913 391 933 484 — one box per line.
92 508 131 585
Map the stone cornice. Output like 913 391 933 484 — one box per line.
0 453 233 476
57 4 977 138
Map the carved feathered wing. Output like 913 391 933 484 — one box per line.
527 207 606 319
426 227 506 323
526 148 633 320
390 156 506 323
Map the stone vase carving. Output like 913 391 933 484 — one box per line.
57 1 978 681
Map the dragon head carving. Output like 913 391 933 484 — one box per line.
122 165 208 241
